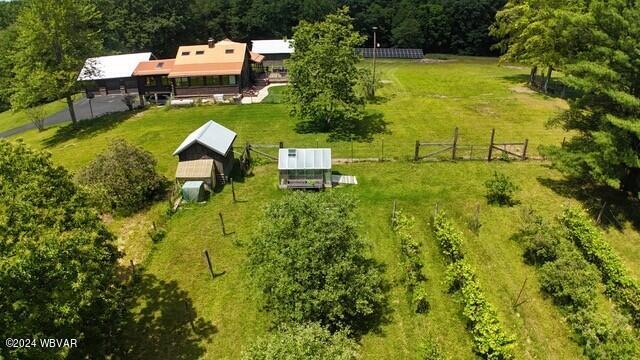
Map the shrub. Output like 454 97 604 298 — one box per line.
413 287 430 314
77 139 167 215
568 309 640 359
484 172 519 206
539 246 599 309
417 338 445 360
560 207 640 327
248 192 386 333
148 226 166 243
392 211 426 290
242 323 358 360
433 212 464 261
516 209 561 264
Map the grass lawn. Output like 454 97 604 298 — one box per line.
0 94 83 133
7 57 639 358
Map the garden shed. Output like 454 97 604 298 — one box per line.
173 120 237 184
278 148 332 189
175 159 215 187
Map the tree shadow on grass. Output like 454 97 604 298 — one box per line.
42 110 138 148
118 272 217 359
537 176 640 232
295 111 390 143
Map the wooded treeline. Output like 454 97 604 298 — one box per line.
0 0 505 112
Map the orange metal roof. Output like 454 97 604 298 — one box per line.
250 51 265 63
133 59 175 76
168 39 248 78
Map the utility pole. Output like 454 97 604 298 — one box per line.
372 26 378 97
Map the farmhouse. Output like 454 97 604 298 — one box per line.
78 52 153 96
167 38 263 99
173 120 237 184
278 148 332 189
251 39 293 83
132 59 175 101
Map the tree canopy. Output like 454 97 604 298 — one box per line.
0 140 126 359
9 0 102 123
248 191 386 334
287 8 370 140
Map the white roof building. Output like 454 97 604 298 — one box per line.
278 148 331 170
251 40 294 55
77 52 153 81
173 120 237 156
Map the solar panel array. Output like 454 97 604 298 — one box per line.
356 48 424 59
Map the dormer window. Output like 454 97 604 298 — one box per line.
156 62 164 68
196 50 204 55
225 49 234 54
181 51 190 56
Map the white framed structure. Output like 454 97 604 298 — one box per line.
278 148 332 190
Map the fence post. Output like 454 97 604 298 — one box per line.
230 178 237 202
522 139 529 160
218 212 226 235
452 127 459 160
279 141 284 149
414 140 420 161
203 250 215 279
488 129 496 162
380 139 384 162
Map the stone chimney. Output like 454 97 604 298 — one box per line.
208 38 215 48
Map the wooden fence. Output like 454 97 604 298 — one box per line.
414 128 529 162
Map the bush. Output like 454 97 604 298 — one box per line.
560 207 640 327
148 226 166 243
539 246 599 309
392 211 426 290
417 338 445 360
77 139 167 215
248 192 386 333
516 209 561 265
484 172 519 206
433 212 464 261
242 323 358 360
413 287 430 314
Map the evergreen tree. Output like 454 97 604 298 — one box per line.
543 0 640 194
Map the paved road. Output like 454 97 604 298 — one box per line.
0 94 131 138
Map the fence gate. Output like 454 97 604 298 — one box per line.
415 128 529 161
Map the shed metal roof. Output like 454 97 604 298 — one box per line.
251 40 294 54
278 148 331 170
173 120 237 156
77 52 153 80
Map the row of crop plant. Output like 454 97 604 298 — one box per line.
515 207 639 359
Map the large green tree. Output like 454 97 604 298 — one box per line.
543 0 640 194
0 140 126 358
287 7 368 138
248 192 386 333
9 0 102 124
491 0 590 91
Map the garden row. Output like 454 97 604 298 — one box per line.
391 209 429 313
560 208 640 328
432 212 515 359
516 208 639 359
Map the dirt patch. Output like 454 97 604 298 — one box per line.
511 85 536 94
503 65 528 71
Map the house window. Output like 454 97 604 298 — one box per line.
181 51 191 56
175 77 189 87
205 76 221 86
228 75 237 85
190 77 205 86
225 49 234 54
196 50 205 55
160 76 170 86
144 77 156 87
156 62 164 68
